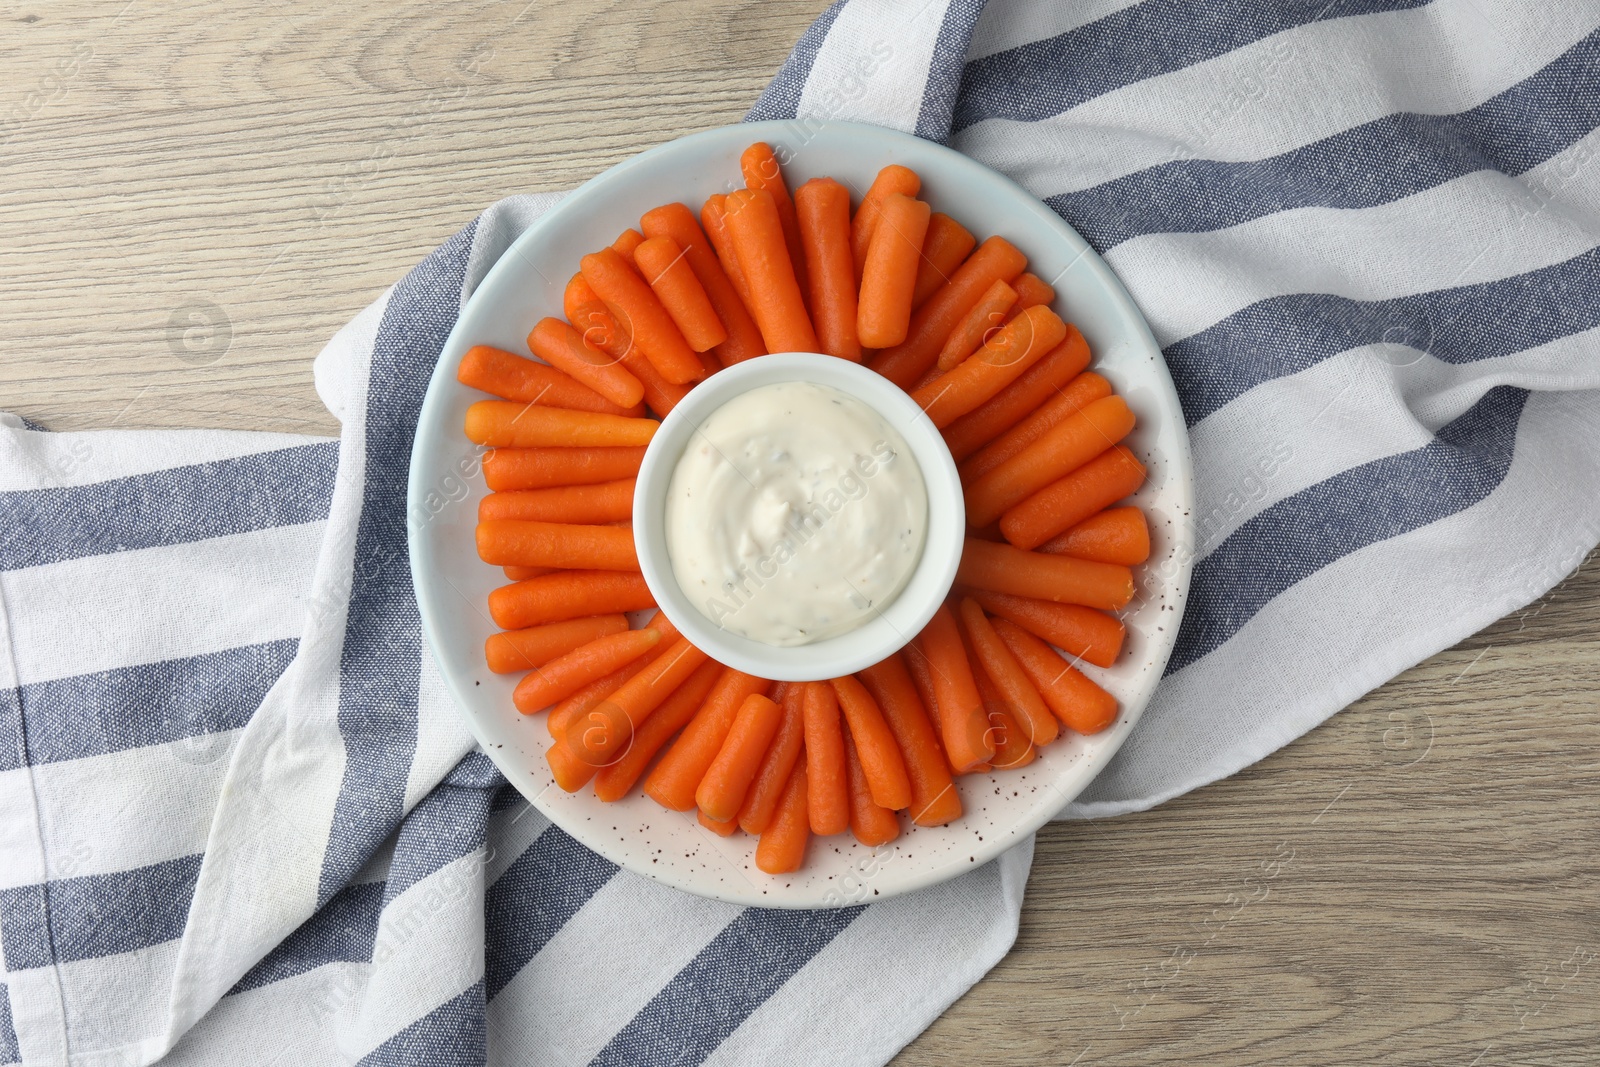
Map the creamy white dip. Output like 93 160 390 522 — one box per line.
665 381 927 646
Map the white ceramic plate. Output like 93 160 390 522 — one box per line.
408 119 1194 908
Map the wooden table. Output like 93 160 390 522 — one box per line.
5 3 1595 1063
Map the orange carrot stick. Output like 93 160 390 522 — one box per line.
723 188 820 354
456 344 643 417
548 654 652 739
512 628 662 713
592 659 725 801
736 681 806 834
482 446 645 491
913 603 995 773
857 193 932 349
843 730 901 847
965 589 1125 668
641 202 765 365
851 164 921 284
957 537 1134 612
565 636 710 767
975 665 1037 769
547 736 598 792
740 142 809 304
643 669 771 811
700 194 755 308
911 305 1067 429
488 570 655 630
857 654 962 826
992 617 1118 734
958 598 1058 747
464 401 658 449
794 177 862 361
564 273 693 416
911 212 977 311
484 614 629 675
695 692 783 821
934 279 1018 373
475 519 638 571
580 247 705 385
612 228 646 259
755 757 810 874
965 394 1135 527
526 318 646 410
1039 506 1150 565
478 479 635 525
1001 444 1147 550
868 236 1028 387
633 236 729 353
942 327 1092 461
803 681 849 836
830 675 911 810
903 643 991 779
959 371 1113 484
1006 272 1056 318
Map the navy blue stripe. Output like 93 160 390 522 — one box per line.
745 0 847 122
484 827 618 999
0 640 297 772
1051 28 1600 251
952 0 1432 132
230 881 384 994
0 984 16 1066
382 752 502 906
0 854 202 969
914 0 990 143
0 442 337 571
589 905 866 1067
1171 245 1600 426
357 980 485 1067
1169 385 1528 675
318 220 479 905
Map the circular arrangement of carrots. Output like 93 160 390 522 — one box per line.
455 143 1154 876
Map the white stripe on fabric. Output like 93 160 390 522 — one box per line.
0 429 332 494
402 646 477 813
1071 388 1600 818
965 0 1144 61
1107 134 1600 346
702 841 1032 1067
3 521 325 687
795 0 951 135
312 290 390 429
163 963 366 1067
7 940 180 1065
0 733 237 890
954 0 1599 199
485 870 738 1067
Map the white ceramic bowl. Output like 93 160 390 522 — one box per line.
408 119 1194 908
633 352 963 682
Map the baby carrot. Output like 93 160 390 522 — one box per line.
723 188 820 354
612 228 646 259
851 164 921 284
857 193 932 349
740 142 809 305
1001 445 1147 550
527 318 646 410
794 177 862 361
644 669 771 811
911 305 1067 429
1039 506 1150 565
831 675 912 811
1007 272 1056 317
547 736 598 792
548 655 652 739
696 692 783 822
581 247 705 385
755 757 810 875
457 344 643 417
902 646 989 779
965 394 1135 527
803 680 850 836
700 194 754 308
484 614 629 675
914 603 995 773
464 401 658 449
633 236 729 353
958 598 1058 747
699 810 739 836
959 371 1113 483
965 589 1125 668
478 479 635 525
911 212 977 311
640 202 765 365
566 636 710 767
991 617 1118 734
957 537 1134 612
475 519 638 571
868 236 1028 387
934 279 1017 373
592 659 725 801
736 681 806 834
565 273 694 416
512 628 662 713
857 654 962 827
488 570 655 630
482 446 645 491
975 665 1037 770
503 566 552 581
942 327 1093 462
843 731 901 847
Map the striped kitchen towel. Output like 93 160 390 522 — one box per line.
4 0 1600 1064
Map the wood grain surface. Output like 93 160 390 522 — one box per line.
3 3 1595 1064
